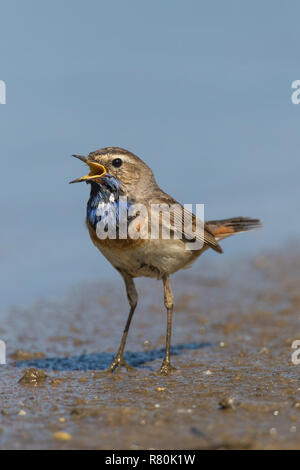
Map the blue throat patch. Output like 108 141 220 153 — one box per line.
86 176 130 233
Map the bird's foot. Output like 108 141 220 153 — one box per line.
158 359 177 376
107 354 133 373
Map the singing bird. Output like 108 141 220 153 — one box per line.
70 147 261 375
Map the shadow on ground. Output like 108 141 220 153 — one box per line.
13 342 213 371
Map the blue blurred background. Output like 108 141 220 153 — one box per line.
0 0 299 311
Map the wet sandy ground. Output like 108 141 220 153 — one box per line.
0 249 300 450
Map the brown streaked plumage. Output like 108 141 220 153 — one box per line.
71 147 262 375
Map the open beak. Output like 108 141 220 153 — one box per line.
69 154 107 184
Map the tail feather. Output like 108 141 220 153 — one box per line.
207 217 262 241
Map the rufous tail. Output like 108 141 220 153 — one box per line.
207 217 262 241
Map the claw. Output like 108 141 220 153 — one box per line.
107 355 133 373
158 360 177 376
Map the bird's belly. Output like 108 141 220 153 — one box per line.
87 222 199 278
132 239 198 278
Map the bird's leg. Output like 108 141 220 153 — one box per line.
109 306 136 372
108 273 138 372
159 274 176 375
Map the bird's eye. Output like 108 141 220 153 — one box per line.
112 158 123 168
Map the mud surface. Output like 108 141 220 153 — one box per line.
0 250 300 449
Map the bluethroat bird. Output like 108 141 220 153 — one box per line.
70 147 261 375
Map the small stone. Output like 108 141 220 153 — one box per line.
53 431 72 441
204 370 212 376
290 426 297 433
259 347 270 355
19 368 47 386
156 387 166 392
176 408 193 414
273 410 279 416
59 417 66 423
18 410 26 416
219 396 237 410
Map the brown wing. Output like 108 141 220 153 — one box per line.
147 194 223 254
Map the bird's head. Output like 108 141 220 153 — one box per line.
70 147 156 198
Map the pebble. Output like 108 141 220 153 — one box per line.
259 347 270 355
53 431 72 441
176 408 193 414
219 396 237 410
19 369 47 386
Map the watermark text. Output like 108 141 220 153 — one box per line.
0 80 6 104
0 340 6 364
291 340 300 365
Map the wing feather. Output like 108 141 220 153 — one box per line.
147 194 223 253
